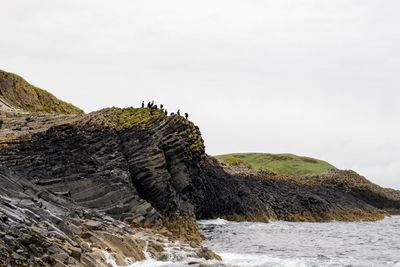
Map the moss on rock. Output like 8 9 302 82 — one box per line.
83 107 167 130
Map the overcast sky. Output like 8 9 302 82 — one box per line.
1 0 399 189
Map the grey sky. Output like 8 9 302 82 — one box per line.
1 0 399 189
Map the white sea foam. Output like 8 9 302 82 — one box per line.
219 252 307 267
127 259 188 267
105 252 308 267
197 218 229 225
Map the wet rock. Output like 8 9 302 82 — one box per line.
20 233 32 242
43 255 57 265
81 231 94 239
0 215 7 222
81 255 97 267
85 220 102 230
11 252 26 261
30 226 48 237
69 224 83 235
70 246 82 261
149 240 164 253
3 235 16 247
197 247 222 261
47 245 65 255
29 245 42 257
53 252 69 263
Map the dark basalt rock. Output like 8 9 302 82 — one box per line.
1 111 399 225
1 108 400 265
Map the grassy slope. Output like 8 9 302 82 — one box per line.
215 153 337 175
0 70 83 114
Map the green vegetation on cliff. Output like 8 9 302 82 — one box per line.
0 70 83 114
84 107 205 157
87 107 166 130
215 153 337 175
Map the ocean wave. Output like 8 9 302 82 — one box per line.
197 218 229 225
219 252 308 267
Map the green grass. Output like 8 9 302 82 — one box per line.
0 69 83 114
90 107 167 130
16 109 30 114
214 153 337 175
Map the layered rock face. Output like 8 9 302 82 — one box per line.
0 110 220 266
1 71 400 265
1 109 399 227
0 166 219 267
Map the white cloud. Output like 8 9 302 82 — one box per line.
0 0 399 188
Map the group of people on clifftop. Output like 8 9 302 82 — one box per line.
142 101 189 119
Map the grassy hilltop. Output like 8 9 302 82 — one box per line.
0 69 83 114
215 153 337 176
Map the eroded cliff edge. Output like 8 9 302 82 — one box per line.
1 72 400 266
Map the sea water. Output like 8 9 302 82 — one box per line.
199 216 400 267
126 216 400 267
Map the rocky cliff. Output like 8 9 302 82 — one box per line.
0 71 399 266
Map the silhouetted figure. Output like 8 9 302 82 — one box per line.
171 112 175 116
154 105 158 109
142 101 145 108
177 109 180 116
151 100 154 107
160 104 164 109
164 110 168 115
185 113 189 119
147 102 151 108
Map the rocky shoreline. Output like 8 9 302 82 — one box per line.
0 166 220 266
1 70 400 266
